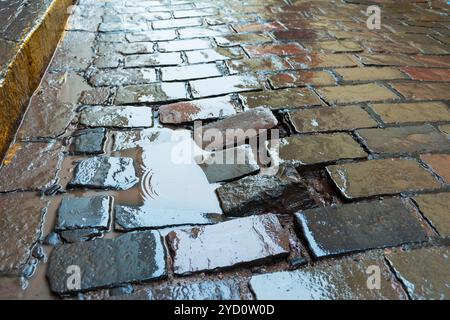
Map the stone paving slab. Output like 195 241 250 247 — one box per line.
295 198 428 258
420 154 450 183
413 193 450 238
369 102 450 124
250 258 407 300
47 231 167 294
79 106 154 128
216 167 316 217
166 214 290 275
386 247 450 300
326 159 441 199
239 88 323 110
68 157 138 191
0 142 64 192
0 194 47 275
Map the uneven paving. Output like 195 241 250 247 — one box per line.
0 0 449 300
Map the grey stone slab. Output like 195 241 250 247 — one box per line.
47 231 167 294
79 106 153 128
295 198 428 258
68 157 138 190
72 128 106 155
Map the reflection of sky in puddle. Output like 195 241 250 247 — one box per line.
115 129 222 229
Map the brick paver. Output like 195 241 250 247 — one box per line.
1 0 449 300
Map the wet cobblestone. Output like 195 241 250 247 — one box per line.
1 0 450 300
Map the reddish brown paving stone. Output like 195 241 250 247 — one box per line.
420 154 450 183
334 67 408 81
326 158 441 199
356 54 421 67
356 125 450 155
412 55 450 67
287 53 357 69
0 142 64 192
288 106 377 133
307 40 363 53
413 193 450 237
268 71 335 89
316 83 399 104
79 87 111 105
166 214 290 275
232 21 285 33
194 107 277 150
369 102 450 124
400 67 450 81
159 96 237 124
391 83 450 101
0 194 47 275
273 29 331 41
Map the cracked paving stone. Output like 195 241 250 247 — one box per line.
0 142 64 192
190 75 262 98
89 68 158 86
295 198 428 258
288 106 377 133
386 246 450 300
0 194 47 275
166 214 290 275
125 52 183 67
239 88 322 110
277 133 367 165
326 158 441 199
110 279 241 300
356 125 450 155
185 48 245 64
68 156 138 190
413 193 450 238
72 128 106 155
216 166 316 217
199 145 260 183
195 107 277 150
115 83 188 104
56 196 112 231
47 231 167 294
160 63 222 81
159 96 237 124
79 106 153 128
249 257 407 300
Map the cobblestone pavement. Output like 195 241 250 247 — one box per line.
0 0 450 300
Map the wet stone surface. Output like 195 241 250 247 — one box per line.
217 166 316 217
60 228 104 243
88 68 158 87
356 125 450 155
69 157 138 191
0 142 64 192
115 83 188 104
199 145 261 183
56 196 111 231
111 279 241 300
295 198 428 258
72 128 106 155
326 159 440 199
47 231 167 294
125 52 183 67
278 133 367 165
190 75 262 98
239 88 322 110
386 247 450 300
413 193 450 238
195 107 278 150
250 258 407 300
167 214 290 275
0 194 47 275
79 106 153 128
159 96 237 124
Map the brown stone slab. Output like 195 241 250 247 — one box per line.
369 102 450 124
413 193 450 237
420 154 450 183
239 88 322 110
326 158 440 199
